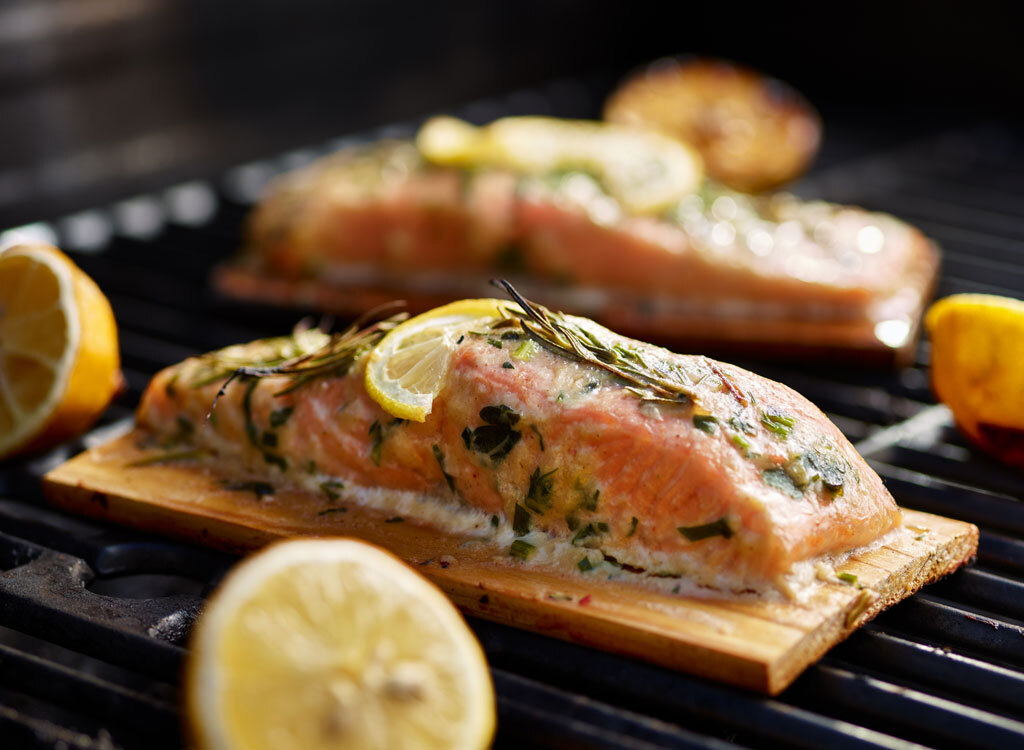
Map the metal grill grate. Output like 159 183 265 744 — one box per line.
1 81 1023 749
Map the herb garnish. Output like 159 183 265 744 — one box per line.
464 405 522 462
509 539 536 560
512 339 538 360
369 420 384 465
502 362 514 369
487 338 503 349
512 504 532 536
572 523 599 545
269 406 294 428
524 467 557 514
763 468 803 499
761 409 796 439
837 572 858 586
577 557 595 572
492 280 696 405
692 414 718 434
320 480 345 502
530 424 545 451
431 445 456 492
221 480 275 500
490 514 500 528
678 518 733 542
627 516 639 537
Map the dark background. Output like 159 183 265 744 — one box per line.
1 0 1020 228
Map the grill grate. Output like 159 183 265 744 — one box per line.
2 81 1023 749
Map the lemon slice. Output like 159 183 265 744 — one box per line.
186 538 495 750
365 298 512 422
926 294 1024 454
0 244 120 458
416 115 703 214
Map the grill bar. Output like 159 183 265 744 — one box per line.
1 82 1023 748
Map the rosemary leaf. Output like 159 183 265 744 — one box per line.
678 518 733 542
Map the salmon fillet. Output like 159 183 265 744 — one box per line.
136 301 902 594
217 141 939 362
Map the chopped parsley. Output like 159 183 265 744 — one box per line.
431 444 456 493
530 424 545 451
464 405 522 462
513 339 539 360
572 523 599 545
221 480 275 500
627 516 638 537
502 361 515 369
678 518 733 542
512 504 532 536
269 406 294 428
524 467 557 514
761 410 796 439
838 572 858 586
369 420 384 465
261 431 278 448
487 338 503 349
509 540 536 560
577 557 595 572
730 433 751 452
263 452 287 471
320 480 345 502
763 468 803 499
692 414 719 434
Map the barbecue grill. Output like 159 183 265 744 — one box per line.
2 76 1024 750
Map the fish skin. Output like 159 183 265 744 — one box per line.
136 318 901 592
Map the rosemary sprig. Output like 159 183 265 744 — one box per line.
200 304 408 418
492 280 695 404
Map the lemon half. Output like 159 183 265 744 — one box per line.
0 244 120 458
187 538 495 750
365 298 512 422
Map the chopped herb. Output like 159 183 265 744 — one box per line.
487 338 503 349
729 415 757 435
512 504 532 536
692 414 719 434
581 489 599 512
572 523 597 545
524 467 557 514
501 331 521 341
530 424 545 451
261 431 278 448
431 444 456 493
761 410 796 439
385 516 404 523
464 406 522 462
502 361 514 369
456 335 465 345
480 405 520 426
730 433 751 452
556 392 566 403
490 514 500 528
678 518 733 542
320 480 345 502
242 378 260 447
493 280 697 405
582 381 599 393
509 539 536 560
317 507 347 516
263 452 288 471
672 584 681 594
763 468 803 499
305 459 318 475
807 448 847 493
837 572 858 586
269 406 294 428
127 448 207 467
221 480 275 500
513 339 539 360
577 557 595 572
596 522 610 533
369 420 384 465
627 516 638 537
566 515 580 531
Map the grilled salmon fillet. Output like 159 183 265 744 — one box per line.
217 138 939 363
136 301 902 595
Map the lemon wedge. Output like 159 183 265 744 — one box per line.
416 115 703 214
0 244 120 458
365 298 512 422
186 538 495 750
926 294 1024 465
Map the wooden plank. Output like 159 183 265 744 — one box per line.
42 432 978 695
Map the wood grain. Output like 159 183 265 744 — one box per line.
42 432 978 694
